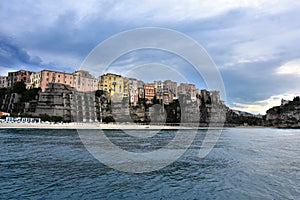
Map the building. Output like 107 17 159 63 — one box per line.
27 72 42 89
7 70 33 87
164 80 178 98
163 80 178 104
39 70 74 92
144 84 155 100
122 77 129 99
0 111 10 117
137 80 144 99
153 81 164 101
73 70 98 92
0 76 8 88
99 73 124 101
178 83 197 102
128 78 139 106
29 69 98 92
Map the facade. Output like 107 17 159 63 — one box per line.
163 80 178 104
99 73 124 101
144 84 155 100
178 83 197 101
28 72 42 89
73 70 98 92
122 77 129 99
137 80 144 99
40 70 74 92
29 70 98 92
128 78 139 106
7 70 33 87
71 90 98 122
153 81 164 101
0 76 8 88
163 80 178 98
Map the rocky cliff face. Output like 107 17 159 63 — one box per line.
0 82 247 125
265 97 300 128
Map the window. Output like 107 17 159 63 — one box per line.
58 75 60 78
58 80 60 83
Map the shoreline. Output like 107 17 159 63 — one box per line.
0 122 266 130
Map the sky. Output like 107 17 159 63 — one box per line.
0 0 300 114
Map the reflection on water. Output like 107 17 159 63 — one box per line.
0 128 299 199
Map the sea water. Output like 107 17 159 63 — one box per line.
0 128 299 199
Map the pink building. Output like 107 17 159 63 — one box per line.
73 70 98 92
40 70 74 91
37 70 98 92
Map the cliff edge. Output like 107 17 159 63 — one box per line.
265 97 300 128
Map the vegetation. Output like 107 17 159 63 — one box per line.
38 114 63 122
21 88 41 102
9 81 27 94
226 115 262 126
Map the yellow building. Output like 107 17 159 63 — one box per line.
99 73 124 101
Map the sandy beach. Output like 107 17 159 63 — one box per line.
0 122 207 130
0 122 265 129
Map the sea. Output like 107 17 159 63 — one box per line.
0 128 299 199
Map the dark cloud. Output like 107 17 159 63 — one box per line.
0 1 300 113
0 36 43 66
0 36 65 73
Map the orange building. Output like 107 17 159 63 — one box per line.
0 111 10 117
144 84 155 100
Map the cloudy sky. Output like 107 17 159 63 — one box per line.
0 0 300 114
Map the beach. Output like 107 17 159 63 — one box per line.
0 122 266 129
0 122 210 129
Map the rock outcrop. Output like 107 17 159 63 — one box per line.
265 96 300 128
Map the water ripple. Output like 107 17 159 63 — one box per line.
0 128 299 199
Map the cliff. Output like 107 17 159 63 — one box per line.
1 81 262 126
265 97 300 128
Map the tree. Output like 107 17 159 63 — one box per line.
21 88 41 102
11 81 27 94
